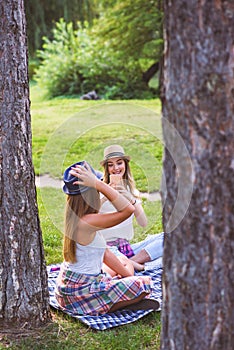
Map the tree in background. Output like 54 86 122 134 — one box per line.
0 0 51 328
34 0 163 99
25 0 98 57
95 0 163 83
161 1 234 349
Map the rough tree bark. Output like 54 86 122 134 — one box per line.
161 1 234 350
0 0 51 327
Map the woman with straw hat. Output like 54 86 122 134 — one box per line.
99 145 164 267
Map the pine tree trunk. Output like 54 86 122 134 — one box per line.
0 0 51 327
161 1 234 349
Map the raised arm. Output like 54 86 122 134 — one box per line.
113 184 148 227
70 163 135 230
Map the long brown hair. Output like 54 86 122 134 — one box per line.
63 188 100 263
102 158 136 195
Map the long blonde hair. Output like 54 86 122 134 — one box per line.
63 188 100 263
102 158 137 195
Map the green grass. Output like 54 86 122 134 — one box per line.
4 311 161 350
37 187 64 264
30 83 163 193
3 84 163 349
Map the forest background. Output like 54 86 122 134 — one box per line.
26 0 163 99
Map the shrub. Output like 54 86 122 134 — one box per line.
35 19 156 99
35 19 89 97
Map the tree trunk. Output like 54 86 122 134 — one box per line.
0 0 51 328
161 1 234 349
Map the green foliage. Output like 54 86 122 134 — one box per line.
35 0 163 99
35 19 154 99
25 0 98 57
95 0 163 64
35 20 89 97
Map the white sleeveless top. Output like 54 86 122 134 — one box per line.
65 232 107 275
98 200 135 241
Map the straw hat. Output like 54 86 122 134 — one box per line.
100 145 130 166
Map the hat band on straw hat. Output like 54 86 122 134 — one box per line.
104 151 125 160
100 144 130 165
100 152 130 166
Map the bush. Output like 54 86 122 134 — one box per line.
35 20 88 97
35 19 157 99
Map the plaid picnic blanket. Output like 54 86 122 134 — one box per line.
47 261 162 331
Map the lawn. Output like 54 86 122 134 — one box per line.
3 84 164 350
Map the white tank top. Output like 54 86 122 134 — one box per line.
66 232 107 275
98 200 134 241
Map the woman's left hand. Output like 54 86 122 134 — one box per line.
70 162 97 188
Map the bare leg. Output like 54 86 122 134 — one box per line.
131 260 145 271
103 255 135 277
130 249 151 264
103 254 145 277
103 263 118 277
